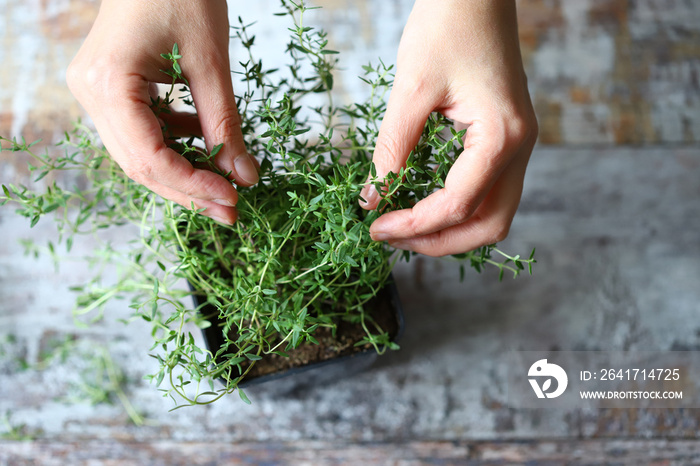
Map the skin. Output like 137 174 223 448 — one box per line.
67 0 257 225
359 0 538 256
68 0 536 255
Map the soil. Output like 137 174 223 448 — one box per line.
196 285 400 381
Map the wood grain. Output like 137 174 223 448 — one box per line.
2 439 700 465
1 0 698 148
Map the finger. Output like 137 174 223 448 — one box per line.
388 213 502 257
359 76 440 209
92 75 239 208
186 48 259 187
369 117 529 241
386 144 532 256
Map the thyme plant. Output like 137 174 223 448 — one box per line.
1 0 534 407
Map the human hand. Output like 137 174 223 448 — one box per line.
360 0 538 256
67 0 259 225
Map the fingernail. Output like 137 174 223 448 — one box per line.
213 198 236 207
360 184 378 207
210 215 234 226
234 153 259 185
370 231 392 242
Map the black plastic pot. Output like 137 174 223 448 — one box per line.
192 277 405 391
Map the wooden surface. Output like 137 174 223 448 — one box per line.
2 439 700 465
1 0 700 464
1 0 699 149
2 146 700 450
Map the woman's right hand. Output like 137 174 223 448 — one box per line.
67 0 258 225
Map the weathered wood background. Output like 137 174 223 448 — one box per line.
1 0 699 149
1 0 700 464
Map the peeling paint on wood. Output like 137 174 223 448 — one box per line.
1 0 698 150
2 439 700 464
2 147 699 444
1 0 700 458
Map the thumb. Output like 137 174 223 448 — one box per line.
187 54 259 187
360 80 435 209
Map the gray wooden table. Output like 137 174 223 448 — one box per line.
2 147 700 465
1 0 699 463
